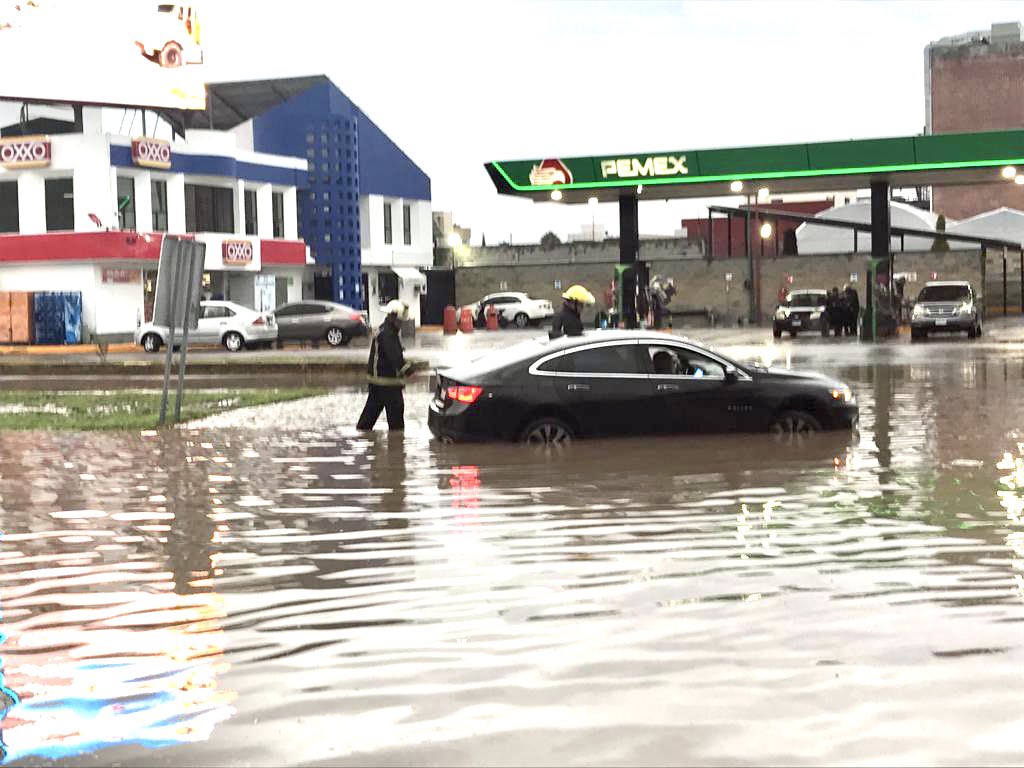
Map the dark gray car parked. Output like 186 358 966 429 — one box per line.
272 301 369 346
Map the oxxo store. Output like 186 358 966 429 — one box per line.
0 128 309 343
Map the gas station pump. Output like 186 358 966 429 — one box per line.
614 262 650 329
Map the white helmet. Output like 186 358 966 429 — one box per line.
384 299 409 320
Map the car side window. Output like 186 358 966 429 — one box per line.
201 306 225 320
302 304 329 315
568 344 644 375
223 308 236 318
275 305 299 317
537 354 573 373
645 345 725 378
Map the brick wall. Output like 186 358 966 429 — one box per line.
930 42 1024 219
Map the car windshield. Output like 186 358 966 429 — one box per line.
786 293 826 307
918 285 970 302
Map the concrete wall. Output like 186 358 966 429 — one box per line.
454 241 988 324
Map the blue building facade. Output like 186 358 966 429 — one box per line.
235 78 431 307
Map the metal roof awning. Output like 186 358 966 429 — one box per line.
391 266 426 285
485 129 1024 204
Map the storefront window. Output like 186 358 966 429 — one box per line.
383 200 392 245
272 191 284 238
151 179 168 232
185 184 234 234
45 178 74 232
117 176 136 231
403 203 411 246
244 189 258 235
0 181 18 233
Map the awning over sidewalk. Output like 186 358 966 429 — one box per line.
392 267 426 286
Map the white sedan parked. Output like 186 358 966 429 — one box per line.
465 292 555 328
136 300 277 353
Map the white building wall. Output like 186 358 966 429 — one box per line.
283 187 298 240
256 184 273 240
16 174 45 234
166 173 186 233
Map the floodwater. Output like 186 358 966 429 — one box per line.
2 341 1024 766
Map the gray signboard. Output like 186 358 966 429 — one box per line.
153 237 205 330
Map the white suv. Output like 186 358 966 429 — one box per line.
466 292 555 328
136 300 277 353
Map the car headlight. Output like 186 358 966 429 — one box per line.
775 308 788 320
959 302 974 316
912 304 925 318
830 385 855 404
810 311 821 320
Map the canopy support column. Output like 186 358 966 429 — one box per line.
619 195 639 329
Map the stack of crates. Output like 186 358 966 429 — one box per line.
32 292 82 345
0 291 35 344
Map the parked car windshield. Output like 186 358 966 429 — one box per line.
785 293 826 307
918 285 970 302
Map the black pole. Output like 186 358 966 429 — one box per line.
981 245 987 321
727 213 732 260
745 201 752 322
1003 247 1008 317
870 181 891 341
854 229 858 253
757 223 764 324
619 195 639 329
1020 248 1023 315
708 210 714 261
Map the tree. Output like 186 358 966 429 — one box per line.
540 231 562 249
932 214 950 253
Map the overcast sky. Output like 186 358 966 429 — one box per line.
188 1 1024 243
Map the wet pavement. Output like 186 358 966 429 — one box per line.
2 336 1024 765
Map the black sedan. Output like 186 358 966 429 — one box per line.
428 330 857 445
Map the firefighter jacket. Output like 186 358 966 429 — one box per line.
367 322 412 386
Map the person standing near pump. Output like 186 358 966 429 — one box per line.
357 300 412 432
550 284 595 339
843 284 860 336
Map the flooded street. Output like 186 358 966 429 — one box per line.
3 339 1024 766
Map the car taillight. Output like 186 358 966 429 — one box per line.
446 385 484 404
350 312 364 323
251 316 265 326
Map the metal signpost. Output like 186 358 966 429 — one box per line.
154 236 206 425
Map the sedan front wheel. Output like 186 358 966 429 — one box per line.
769 410 822 439
222 332 245 352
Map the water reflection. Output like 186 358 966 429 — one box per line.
1 351 1024 765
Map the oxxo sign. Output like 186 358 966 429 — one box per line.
0 135 52 169
132 138 172 169
600 155 688 179
222 240 254 266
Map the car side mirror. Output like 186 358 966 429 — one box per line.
724 366 739 384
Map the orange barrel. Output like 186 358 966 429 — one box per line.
443 305 458 335
486 304 499 331
459 307 474 333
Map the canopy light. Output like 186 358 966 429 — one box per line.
729 180 744 193
760 222 773 239
550 189 563 201
1003 165 1017 179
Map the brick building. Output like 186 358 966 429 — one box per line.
926 22 1024 219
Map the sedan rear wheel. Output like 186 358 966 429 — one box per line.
520 417 574 447
769 410 822 439
142 333 162 353
514 312 530 329
223 331 245 352
326 326 349 347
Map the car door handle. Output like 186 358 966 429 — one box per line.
657 384 680 392
566 384 590 392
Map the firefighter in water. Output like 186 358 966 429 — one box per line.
550 284 596 339
357 300 413 432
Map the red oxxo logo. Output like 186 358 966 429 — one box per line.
222 240 254 266
529 158 573 186
132 138 172 169
0 136 51 168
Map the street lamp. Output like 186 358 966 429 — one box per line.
447 232 462 270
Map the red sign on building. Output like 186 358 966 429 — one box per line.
131 138 172 169
102 268 142 284
222 240 253 266
0 136 51 169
